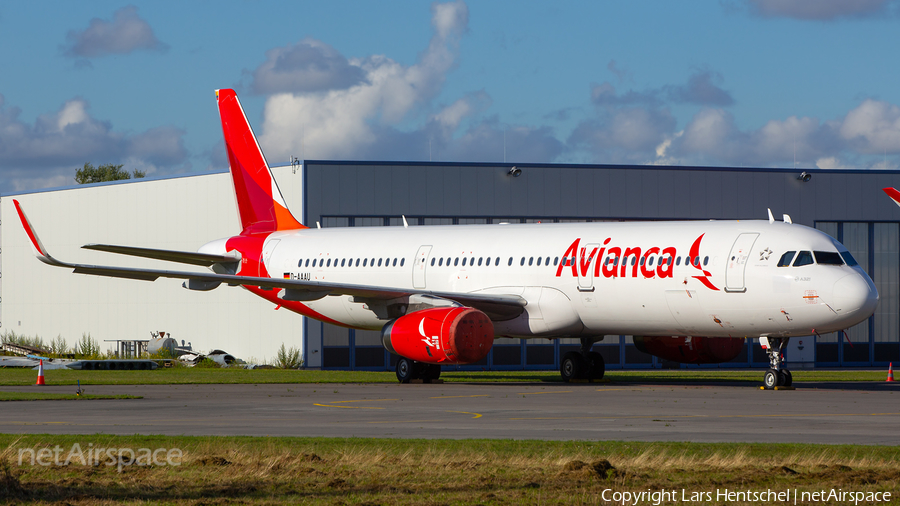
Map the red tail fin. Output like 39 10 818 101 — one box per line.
216 89 304 234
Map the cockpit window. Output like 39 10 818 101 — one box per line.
777 251 796 267
793 250 814 267
813 251 844 265
840 251 858 267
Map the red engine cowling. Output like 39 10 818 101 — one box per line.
381 307 494 365
633 336 744 364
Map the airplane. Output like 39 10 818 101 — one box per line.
13 89 879 388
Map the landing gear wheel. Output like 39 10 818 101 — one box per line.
779 370 792 387
763 369 782 389
587 351 605 380
422 364 442 382
396 358 417 383
560 352 585 382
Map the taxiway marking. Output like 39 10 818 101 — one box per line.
429 395 491 399
446 411 483 419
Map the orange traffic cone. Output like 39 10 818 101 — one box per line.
888 363 895 382
35 359 45 385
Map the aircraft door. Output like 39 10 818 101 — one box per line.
412 245 432 289
261 239 280 276
725 233 758 292
577 243 599 292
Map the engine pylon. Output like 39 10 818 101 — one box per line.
35 359 45 386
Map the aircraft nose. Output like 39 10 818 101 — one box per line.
832 272 878 318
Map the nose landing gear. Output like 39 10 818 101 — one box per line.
761 336 792 389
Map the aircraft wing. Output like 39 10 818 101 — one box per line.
14 200 526 320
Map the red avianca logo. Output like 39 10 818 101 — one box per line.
555 234 719 291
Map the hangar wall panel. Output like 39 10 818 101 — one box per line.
1 167 309 365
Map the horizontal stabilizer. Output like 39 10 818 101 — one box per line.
83 244 240 267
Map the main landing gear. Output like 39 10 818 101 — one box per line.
560 337 605 382
761 336 792 389
395 357 441 383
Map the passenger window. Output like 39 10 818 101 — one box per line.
431 258 435 266
840 251 858 267
554 257 559 266
814 251 843 265
676 257 681 266
363 258 367 267
326 259 331 267
520 257 525 266
693 257 699 267
495 257 500 266
341 259 346 267
298 259 303 267
462 258 467 266
377 258 382 267
648 257 655 266
536 257 542 266
528 257 534 266
400 258 405 267
478 257 483 266
793 251 814 266
392 258 397 267
355 259 360 267
777 251 796 267
703 256 709 266
439 258 443 266
508 257 513 266
454 258 459 266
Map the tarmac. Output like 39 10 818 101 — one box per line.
1 380 898 444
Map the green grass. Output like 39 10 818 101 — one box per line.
0 391 141 401
1 434 897 505
0 367 889 386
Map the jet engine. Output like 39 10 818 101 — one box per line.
381 307 494 365
633 335 744 364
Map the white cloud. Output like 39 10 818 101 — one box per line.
257 0 471 161
838 99 900 154
816 156 842 168
62 5 167 59
0 94 187 192
746 0 895 20
663 98 900 168
250 38 367 94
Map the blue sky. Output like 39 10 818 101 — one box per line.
1 0 899 192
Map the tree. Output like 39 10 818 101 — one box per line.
75 163 145 184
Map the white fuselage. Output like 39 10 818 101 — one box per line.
235 220 877 340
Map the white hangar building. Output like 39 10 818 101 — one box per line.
2 161 899 370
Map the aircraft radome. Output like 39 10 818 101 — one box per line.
14 89 879 388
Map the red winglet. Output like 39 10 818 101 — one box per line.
883 188 900 208
13 199 47 258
